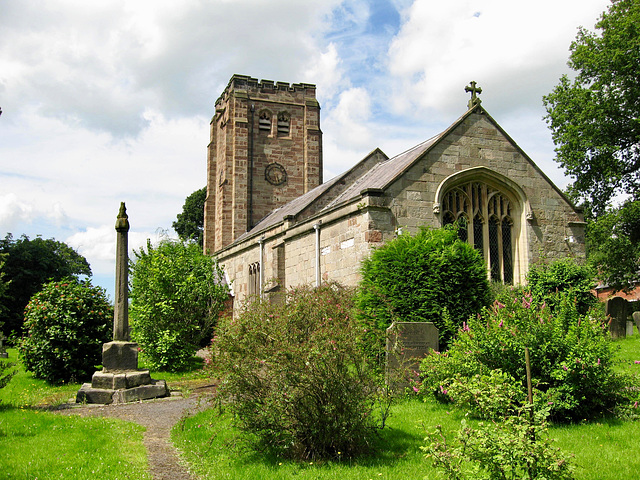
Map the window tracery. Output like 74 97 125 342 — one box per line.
442 181 514 283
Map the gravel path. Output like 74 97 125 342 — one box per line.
56 392 214 480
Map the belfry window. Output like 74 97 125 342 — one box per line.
259 110 271 131
277 112 290 136
442 181 514 283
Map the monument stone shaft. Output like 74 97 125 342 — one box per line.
75 202 169 404
114 202 130 341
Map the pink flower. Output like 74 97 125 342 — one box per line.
597 358 601 366
462 321 470 332
635 361 640 364
496 301 505 309
439 385 448 395
413 386 419 393
498 320 504 328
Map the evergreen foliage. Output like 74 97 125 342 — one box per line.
19 277 112 384
357 225 490 352
129 239 228 372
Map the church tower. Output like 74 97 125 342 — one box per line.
203 75 323 253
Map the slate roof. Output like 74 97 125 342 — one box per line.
234 106 474 244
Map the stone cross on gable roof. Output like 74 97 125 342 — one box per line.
465 81 482 109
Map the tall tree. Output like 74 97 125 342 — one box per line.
586 198 640 292
543 0 640 214
173 187 206 247
0 234 91 337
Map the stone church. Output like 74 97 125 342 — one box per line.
203 74 586 308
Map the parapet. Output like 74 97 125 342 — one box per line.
215 74 317 108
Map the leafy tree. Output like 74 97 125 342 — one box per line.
129 239 228 371
0 253 9 321
0 234 91 338
587 198 640 292
357 225 491 354
543 0 640 213
19 277 112 384
172 187 206 247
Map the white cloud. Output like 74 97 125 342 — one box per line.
0 193 34 230
386 0 611 118
0 0 616 296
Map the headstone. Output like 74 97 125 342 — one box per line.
633 311 640 336
627 321 635 337
0 333 8 359
76 203 168 404
606 297 628 339
386 322 439 391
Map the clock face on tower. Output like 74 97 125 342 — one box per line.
265 162 287 186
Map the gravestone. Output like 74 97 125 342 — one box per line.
633 311 640 336
606 297 628 339
386 322 439 391
0 333 8 359
76 203 169 404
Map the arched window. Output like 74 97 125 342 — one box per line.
441 181 515 283
248 262 260 296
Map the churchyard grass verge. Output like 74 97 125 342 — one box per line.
0 348 150 479
174 390 640 480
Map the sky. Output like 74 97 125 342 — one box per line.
0 0 612 301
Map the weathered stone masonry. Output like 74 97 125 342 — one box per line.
205 76 586 311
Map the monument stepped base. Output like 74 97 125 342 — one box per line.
76 369 169 404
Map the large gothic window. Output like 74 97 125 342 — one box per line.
442 181 514 283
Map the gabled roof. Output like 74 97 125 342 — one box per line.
231 103 577 246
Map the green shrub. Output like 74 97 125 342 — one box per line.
423 397 574 480
19 278 112 384
357 225 490 354
419 288 630 422
211 283 390 460
130 240 228 372
526 259 597 315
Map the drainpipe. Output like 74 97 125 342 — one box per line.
259 235 265 299
313 222 321 287
248 103 255 231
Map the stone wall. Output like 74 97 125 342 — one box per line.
214 109 586 312
204 75 322 254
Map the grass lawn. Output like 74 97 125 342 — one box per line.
0 348 152 480
1 335 639 479
173 334 640 480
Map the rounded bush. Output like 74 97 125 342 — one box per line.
419 287 631 422
211 283 389 460
357 225 490 353
130 240 229 372
19 277 112 384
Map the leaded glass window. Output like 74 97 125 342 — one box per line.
441 181 514 283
